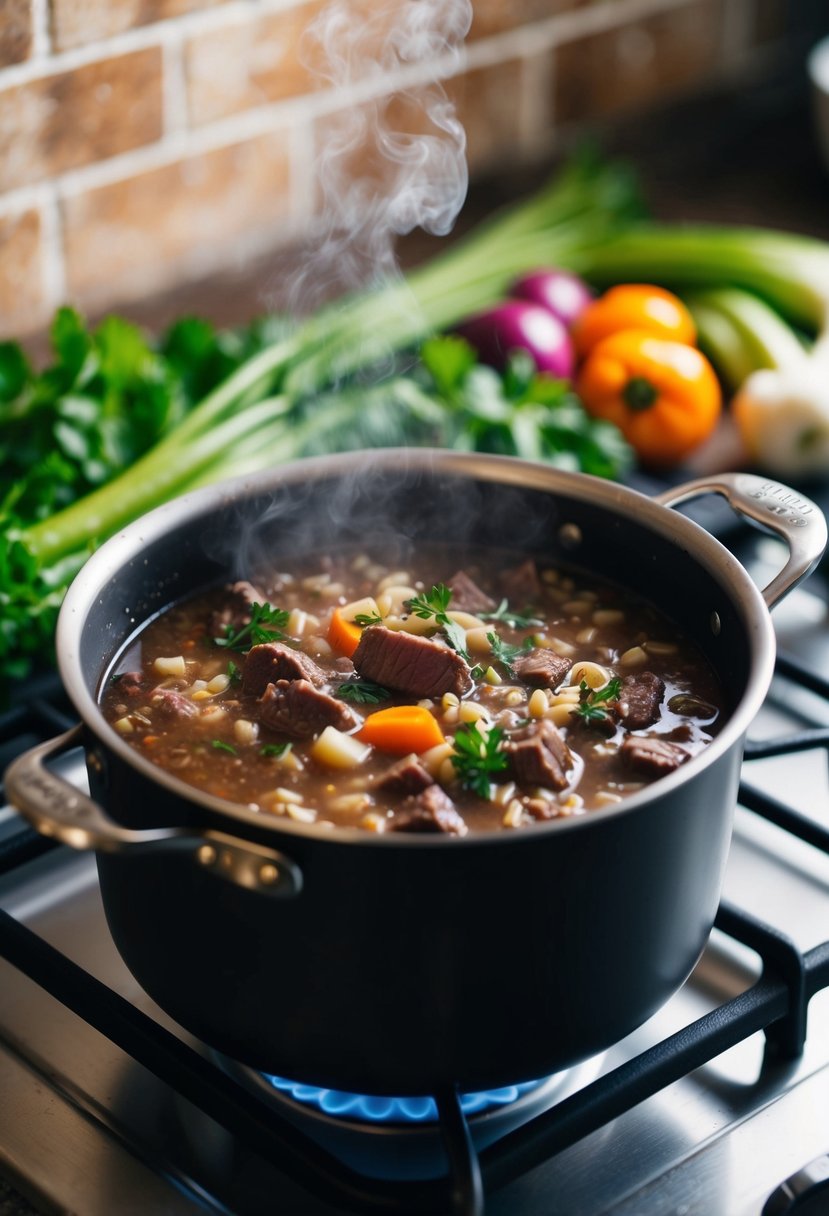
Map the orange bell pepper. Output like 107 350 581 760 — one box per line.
358 705 446 755
328 607 363 658
571 284 696 357
575 329 721 468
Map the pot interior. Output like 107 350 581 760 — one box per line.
77 459 754 724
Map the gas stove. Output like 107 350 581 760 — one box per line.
1 525 829 1215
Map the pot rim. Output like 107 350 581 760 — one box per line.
57 448 776 847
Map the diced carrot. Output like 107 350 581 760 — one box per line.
142 735 159 747
358 706 445 755
328 607 363 658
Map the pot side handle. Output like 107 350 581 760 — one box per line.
4 725 303 899
653 472 828 609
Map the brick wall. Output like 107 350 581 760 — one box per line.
0 0 793 338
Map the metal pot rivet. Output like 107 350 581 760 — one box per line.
196 845 217 867
559 523 582 549
710 611 722 637
259 864 280 886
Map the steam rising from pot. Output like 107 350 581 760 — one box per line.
287 0 472 316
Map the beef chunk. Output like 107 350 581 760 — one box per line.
151 689 198 719
391 783 467 835
512 649 573 690
242 642 326 697
500 559 541 608
505 719 572 791
257 679 359 738
353 626 472 700
621 735 689 777
447 570 496 614
615 672 665 730
209 580 263 640
112 671 144 697
374 755 435 798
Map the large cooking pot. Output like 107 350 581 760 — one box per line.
5 451 826 1094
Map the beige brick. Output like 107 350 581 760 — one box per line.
0 208 47 337
186 1 330 126
0 48 164 192
63 131 295 307
51 0 228 52
312 84 473 223
470 0 586 42
555 0 729 124
0 0 32 67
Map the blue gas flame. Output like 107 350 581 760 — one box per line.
262 1074 546 1123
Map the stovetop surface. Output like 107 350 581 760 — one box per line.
1 532 829 1215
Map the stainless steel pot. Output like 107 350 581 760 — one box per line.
5 451 826 1093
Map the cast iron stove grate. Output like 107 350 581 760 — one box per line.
2 647 829 1215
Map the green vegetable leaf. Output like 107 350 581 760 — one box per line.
406 583 453 620
0 342 31 403
574 677 622 723
260 742 291 758
227 660 241 684
211 739 238 755
337 680 391 704
353 611 383 626
405 583 473 662
487 631 534 676
451 723 509 799
214 602 290 651
480 598 543 629
419 335 477 398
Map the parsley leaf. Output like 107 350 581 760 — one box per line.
406 584 452 620
451 723 508 799
227 660 241 684
487 631 533 676
574 677 622 723
480 598 543 630
211 739 237 755
353 611 383 626
214 601 290 651
337 680 391 705
405 583 473 663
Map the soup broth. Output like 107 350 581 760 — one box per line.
100 546 725 835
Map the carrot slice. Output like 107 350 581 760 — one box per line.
328 607 363 658
359 705 445 755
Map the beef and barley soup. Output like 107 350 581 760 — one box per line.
100 548 725 835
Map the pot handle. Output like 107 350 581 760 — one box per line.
4 725 303 899
653 471 827 609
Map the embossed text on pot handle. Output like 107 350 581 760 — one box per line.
654 472 828 609
4 726 303 898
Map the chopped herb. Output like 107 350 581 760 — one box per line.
470 663 486 681
574 677 622 723
260 742 291 758
480 598 544 629
487 631 534 676
214 601 290 651
353 611 383 626
227 659 241 684
337 680 391 704
406 584 453 620
451 722 509 799
405 583 472 662
211 739 238 755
